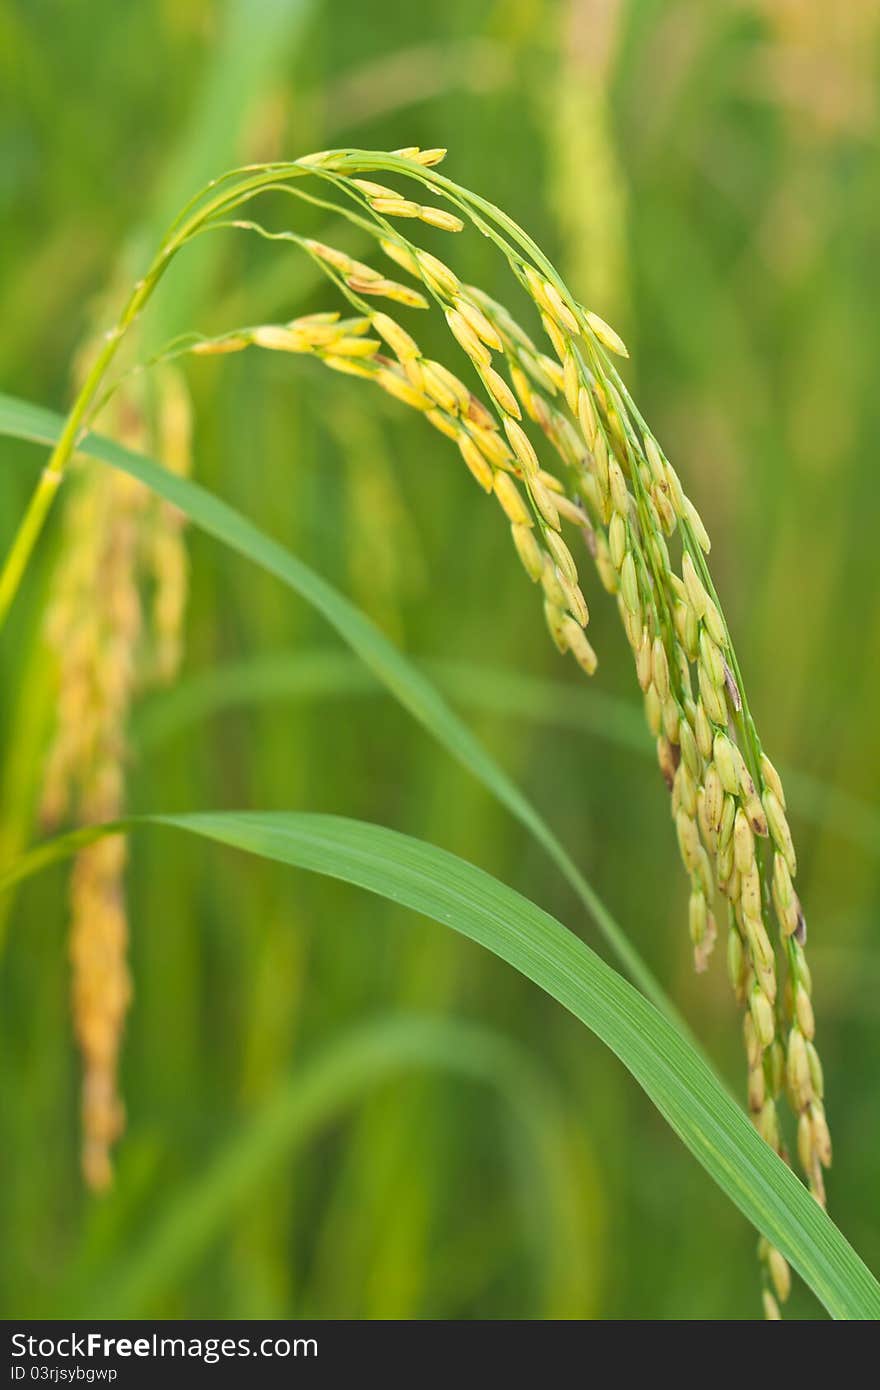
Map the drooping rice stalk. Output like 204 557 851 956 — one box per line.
0 146 828 1312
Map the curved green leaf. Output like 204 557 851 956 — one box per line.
3 810 878 1320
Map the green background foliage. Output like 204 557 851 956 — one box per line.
2 0 878 1318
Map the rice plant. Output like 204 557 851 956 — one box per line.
0 143 875 1322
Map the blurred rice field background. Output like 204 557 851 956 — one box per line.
1 0 879 1319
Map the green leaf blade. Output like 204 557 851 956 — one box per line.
4 808 878 1319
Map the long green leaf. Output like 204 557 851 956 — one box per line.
0 391 675 1027
2 809 878 1320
